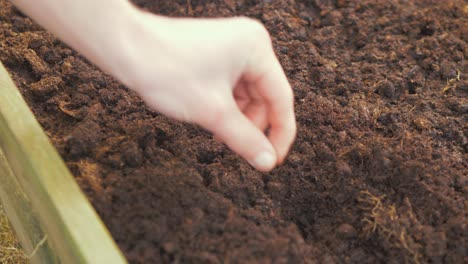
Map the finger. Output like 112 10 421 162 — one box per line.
202 101 277 172
236 97 250 111
241 77 269 132
234 81 251 111
250 52 296 164
242 102 269 132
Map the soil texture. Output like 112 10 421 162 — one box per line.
0 0 467 263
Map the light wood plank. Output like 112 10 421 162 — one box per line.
0 147 58 263
0 61 127 264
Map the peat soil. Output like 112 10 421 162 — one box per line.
0 0 467 263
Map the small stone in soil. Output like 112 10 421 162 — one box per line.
337 223 357 239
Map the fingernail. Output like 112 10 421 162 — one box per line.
253 151 276 171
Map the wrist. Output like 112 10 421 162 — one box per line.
95 6 170 90
78 2 142 79
64 1 157 87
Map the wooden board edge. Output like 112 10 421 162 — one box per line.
0 62 127 264
0 147 59 263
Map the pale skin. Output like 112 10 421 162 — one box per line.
10 0 296 172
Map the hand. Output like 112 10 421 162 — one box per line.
107 13 296 172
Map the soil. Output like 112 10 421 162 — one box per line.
0 0 467 263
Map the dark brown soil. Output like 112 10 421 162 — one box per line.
1 0 467 263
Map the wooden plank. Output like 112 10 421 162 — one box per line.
0 61 127 264
0 147 58 263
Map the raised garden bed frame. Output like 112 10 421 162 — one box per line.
0 61 126 264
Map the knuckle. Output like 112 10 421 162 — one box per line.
284 115 297 136
285 88 295 104
274 91 294 114
238 16 271 41
251 19 270 38
291 120 297 138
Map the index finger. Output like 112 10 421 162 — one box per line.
248 49 296 164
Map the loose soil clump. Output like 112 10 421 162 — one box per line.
1 0 466 263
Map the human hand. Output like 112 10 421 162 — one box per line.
108 12 296 172
9 1 295 172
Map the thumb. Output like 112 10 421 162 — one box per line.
203 102 277 172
